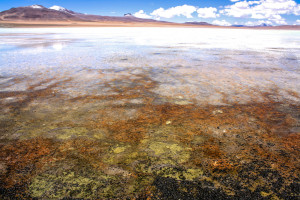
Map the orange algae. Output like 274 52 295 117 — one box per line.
0 138 57 197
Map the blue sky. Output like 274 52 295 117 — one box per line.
0 0 299 25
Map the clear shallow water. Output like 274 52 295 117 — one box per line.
0 28 299 199
0 27 299 104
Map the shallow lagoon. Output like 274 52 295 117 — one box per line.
0 27 299 199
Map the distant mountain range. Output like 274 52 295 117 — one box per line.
184 22 212 26
0 5 159 23
232 23 272 27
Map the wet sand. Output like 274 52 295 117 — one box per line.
0 28 299 199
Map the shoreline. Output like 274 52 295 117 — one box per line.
1 20 300 30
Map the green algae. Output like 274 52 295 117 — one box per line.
134 161 153 174
29 160 130 199
261 191 273 197
155 167 204 181
148 141 191 164
149 142 183 155
148 125 184 141
17 124 58 139
16 125 90 140
184 169 204 180
102 144 133 165
113 146 127 154
92 129 107 140
30 170 105 198
55 127 89 140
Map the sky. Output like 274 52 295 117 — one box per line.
0 0 299 26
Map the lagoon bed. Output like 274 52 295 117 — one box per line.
0 27 299 199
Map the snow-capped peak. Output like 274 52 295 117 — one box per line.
29 5 43 9
49 5 67 12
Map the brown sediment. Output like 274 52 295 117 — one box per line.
0 70 299 199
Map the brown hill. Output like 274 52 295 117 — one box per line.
0 5 82 21
0 5 160 23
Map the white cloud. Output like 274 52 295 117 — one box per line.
150 5 197 19
295 19 300 24
221 0 299 24
212 19 232 26
294 5 300 15
222 1 252 18
133 10 152 19
248 1 260 5
133 1 298 24
197 7 220 18
269 14 287 24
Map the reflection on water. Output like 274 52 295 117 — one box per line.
0 28 299 199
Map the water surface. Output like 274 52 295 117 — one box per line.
0 27 299 199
